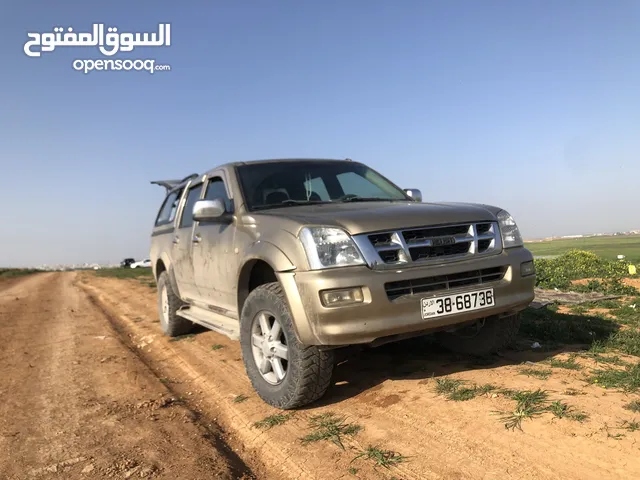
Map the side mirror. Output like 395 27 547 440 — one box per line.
192 199 227 222
404 188 422 202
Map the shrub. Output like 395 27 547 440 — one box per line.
534 250 635 293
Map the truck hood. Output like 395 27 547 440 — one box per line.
256 201 501 235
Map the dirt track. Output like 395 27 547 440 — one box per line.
0 273 253 480
2 272 640 479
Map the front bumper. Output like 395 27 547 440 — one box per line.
278 247 536 346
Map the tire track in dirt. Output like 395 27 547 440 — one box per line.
0 273 255 480
80 272 640 480
78 275 415 480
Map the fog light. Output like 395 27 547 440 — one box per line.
320 287 364 307
521 260 535 277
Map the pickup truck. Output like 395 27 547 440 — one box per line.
149 158 535 409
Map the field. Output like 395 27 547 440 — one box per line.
1 256 639 479
0 268 40 278
526 235 640 264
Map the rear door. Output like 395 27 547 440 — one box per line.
151 186 184 278
172 180 204 302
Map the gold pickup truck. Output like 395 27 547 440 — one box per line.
149 158 535 409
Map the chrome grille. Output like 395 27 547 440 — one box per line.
352 222 502 269
385 266 506 301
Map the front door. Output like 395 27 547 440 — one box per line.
192 174 237 316
172 181 203 302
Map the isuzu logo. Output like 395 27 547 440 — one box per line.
431 236 456 247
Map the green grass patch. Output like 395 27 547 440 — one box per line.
518 367 552 380
352 446 407 469
211 344 225 351
586 299 623 309
583 350 629 366
623 400 640 413
620 420 640 432
531 249 638 294
300 412 362 450
232 394 248 404
569 412 590 422
0 268 40 278
168 333 196 342
434 378 497 401
569 304 589 315
589 363 640 392
254 412 294 430
610 305 640 325
546 357 582 370
434 378 464 395
94 267 154 279
606 329 640 357
546 401 588 422
526 236 640 264
519 306 618 346
497 389 550 431
547 400 571 418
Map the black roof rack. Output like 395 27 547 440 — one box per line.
150 173 199 192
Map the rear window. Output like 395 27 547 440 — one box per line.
155 189 182 226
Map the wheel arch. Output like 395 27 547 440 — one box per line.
154 254 181 298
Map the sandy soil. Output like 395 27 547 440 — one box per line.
3 272 640 479
75 272 640 480
0 273 254 480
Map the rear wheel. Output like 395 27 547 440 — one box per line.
157 271 194 337
435 313 521 356
240 283 334 409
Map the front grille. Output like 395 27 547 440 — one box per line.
353 222 501 268
384 266 506 301
410 242 470 261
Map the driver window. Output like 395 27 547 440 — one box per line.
205 177 232 212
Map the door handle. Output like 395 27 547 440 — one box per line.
192 234 202 244
172 237 180 245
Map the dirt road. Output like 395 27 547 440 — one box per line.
2 272 640 479
0 273 254 480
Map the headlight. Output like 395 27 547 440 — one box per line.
299 227 365 270
497 210 523 248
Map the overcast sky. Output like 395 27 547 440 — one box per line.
1 1 639 267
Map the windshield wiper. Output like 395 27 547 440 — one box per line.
337 196 400 203
253 199 333 210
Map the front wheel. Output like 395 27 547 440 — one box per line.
435 313 521 356
240 283 334 409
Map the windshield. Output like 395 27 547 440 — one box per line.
236 160 410 211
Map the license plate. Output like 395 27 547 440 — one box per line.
421 288 495 319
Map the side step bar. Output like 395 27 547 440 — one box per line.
177 305 239 341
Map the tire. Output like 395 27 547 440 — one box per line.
240 282 334 409
157 271 194 337
435 313 521 356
